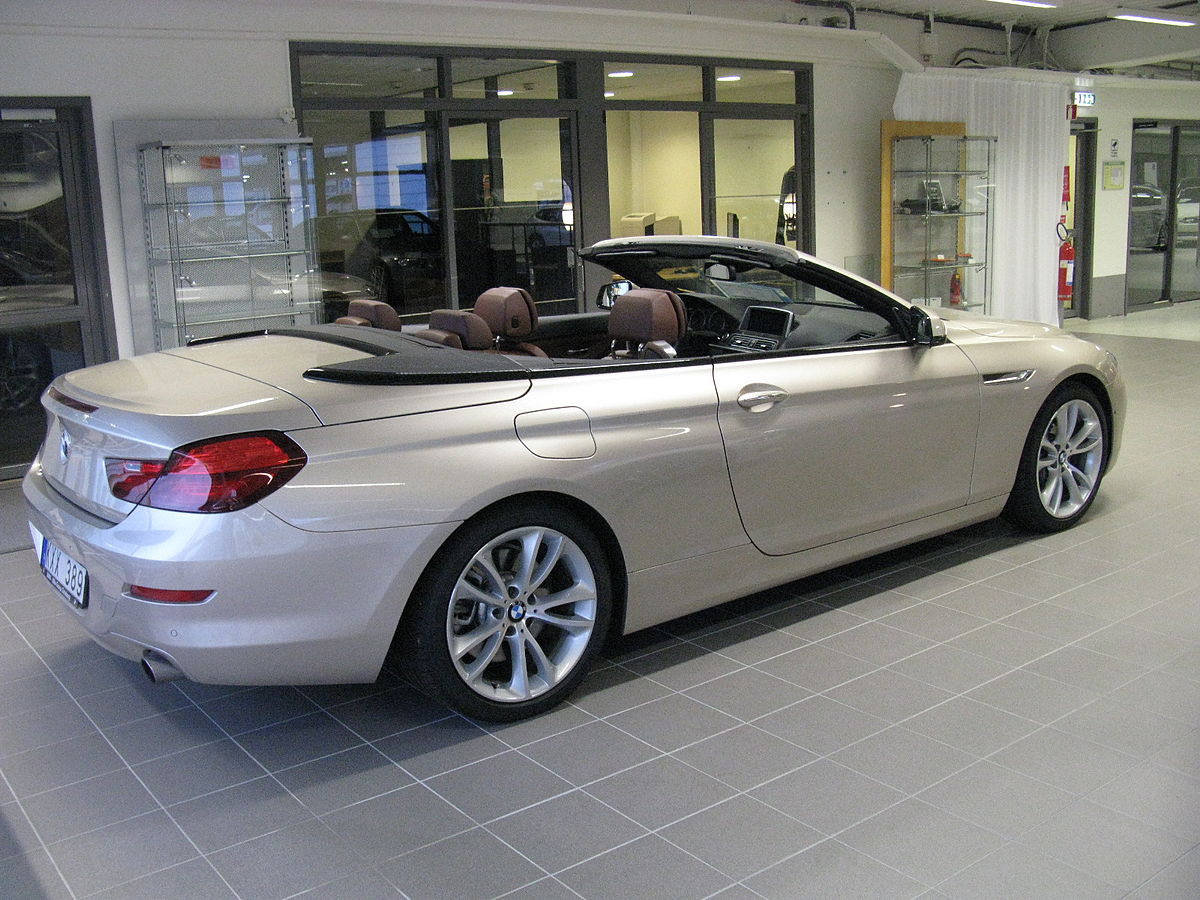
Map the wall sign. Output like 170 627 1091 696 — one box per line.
1102 160 1126 191
1074 91 1096 107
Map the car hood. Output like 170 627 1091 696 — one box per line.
935 307 1068 341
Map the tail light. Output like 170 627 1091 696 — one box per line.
106 432 306 513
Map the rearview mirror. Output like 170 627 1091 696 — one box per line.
911 306 947 347
596 280 634 309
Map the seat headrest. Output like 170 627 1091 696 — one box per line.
427 309 494 350
607 288 686 344
346 298 402 331
474 287 538 338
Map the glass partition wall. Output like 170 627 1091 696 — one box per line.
1127 121 1200 310
293 45 812 319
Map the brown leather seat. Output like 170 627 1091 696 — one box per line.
413 309 493 350
472 287 548 357
335 298 403 331
607 288 687 359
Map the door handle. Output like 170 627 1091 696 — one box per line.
737 386 788 411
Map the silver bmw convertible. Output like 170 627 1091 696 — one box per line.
24 236 1124 721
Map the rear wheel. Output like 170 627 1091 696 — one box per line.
1004 383 1108 532
409 503 611 721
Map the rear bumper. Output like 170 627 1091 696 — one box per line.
23 463 457 685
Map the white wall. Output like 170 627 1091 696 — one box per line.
0 0 985 353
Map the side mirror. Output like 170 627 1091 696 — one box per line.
911 306 947 346
596 280 634 310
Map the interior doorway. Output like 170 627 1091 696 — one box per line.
0 101 113 480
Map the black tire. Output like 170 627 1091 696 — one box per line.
408 502 612 722
1004 382 1108 533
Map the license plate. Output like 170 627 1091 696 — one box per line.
30 524 89 609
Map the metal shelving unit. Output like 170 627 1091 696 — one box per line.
139 140 317 348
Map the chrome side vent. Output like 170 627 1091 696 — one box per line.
982 369 1035 386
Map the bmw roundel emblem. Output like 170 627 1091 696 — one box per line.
59 430 72 463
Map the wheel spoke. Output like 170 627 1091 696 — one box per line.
1040 470 1064 514
1071 420 1102 455
461 630 506 683
511 528 546 595
527 532 566 595
505 630 530 700
521 631 556 682
451 619 506 662
1064 463 1095 506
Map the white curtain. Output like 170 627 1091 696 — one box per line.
894 72 1069 324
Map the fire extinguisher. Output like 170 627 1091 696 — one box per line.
949 270 963 306
1057 219 1075 305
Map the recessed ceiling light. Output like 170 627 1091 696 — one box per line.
604 91 616 98
608 70 635 78
982 0 1058 7
717 74 742 82
1107 6 1197 25
496 89 515 96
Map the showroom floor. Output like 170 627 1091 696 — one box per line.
1 318 1199 899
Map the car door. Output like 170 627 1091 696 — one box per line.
714 334 980 557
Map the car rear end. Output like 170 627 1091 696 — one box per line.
23 336 461 686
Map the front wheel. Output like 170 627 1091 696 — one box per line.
409 503 612 721
1004 383 1108 533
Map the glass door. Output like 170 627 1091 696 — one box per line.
448 115 577 312
1169 129 1200 302
0 117 106 479
709 117 798 247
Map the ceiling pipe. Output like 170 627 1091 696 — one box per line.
791 0 857 29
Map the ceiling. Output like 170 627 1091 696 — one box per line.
851 0 1190 29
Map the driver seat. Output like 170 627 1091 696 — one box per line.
607 288 686 359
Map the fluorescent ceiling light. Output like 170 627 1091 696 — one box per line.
608 70 634 78
717 74 742 82
1107 6 1198 25
604 91 616 98
982 0 1058 7
496 89 515 96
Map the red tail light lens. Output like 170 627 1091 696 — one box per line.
129 586 213 604
107 432 306 513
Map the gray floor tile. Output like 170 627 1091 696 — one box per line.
567 664 672 718
519 719 659 786
1150 728 1200 780
1053 697 1195 759
757 599 869 642
199 685 319 735
229 710 365 772
839 799 1004 885
0 671 70 718
427 749 573 822
682 666 808 721
998 601 1112 643
0 730 124 797
824 669 955 723
0 698 95 757
605 693 740 753
965 668 1098 723
47 810 196 897
75 679 194 729
292 868 403 900
620 639 744 691
886 644 1011 694
133 737 266 806
863 566 971 602
1077 623 1193 668
88 857 238 899
947 622 1062 667
659 794 823 880
322 685 450 741
319 783 473 862
273 743 411 816
484 701 597 748
817 621 936 667
690 618 807 665
1086 761 1200 840
102 705 225 765
0 848 73 900
1126 843 1200 900
754 642 877 693
585 755 736 830
902 696 1039 756
935 582 1037 620
938 842 1120 900
1022 643 1149 693
750 758 905 835
917 759 1075 839
489 790 645 872
744 838 926 900
208 818 364 900
22 767 158 844
380 826 545 899
1108 669 1200 725
0 647 46 684
672 723 816 791
754 694 890 756
879 601 991 643
374 715 510 780
989 727 1139 796
0 798 51 862
1018 799 1194 893
169 775 312 852
557 834 730 900
831 726 977 794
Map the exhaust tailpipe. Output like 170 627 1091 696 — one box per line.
141 650 184 683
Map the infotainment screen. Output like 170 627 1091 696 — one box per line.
741 306 793 337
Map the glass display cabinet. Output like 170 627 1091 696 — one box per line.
139 140 318 349
882 126 995 313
